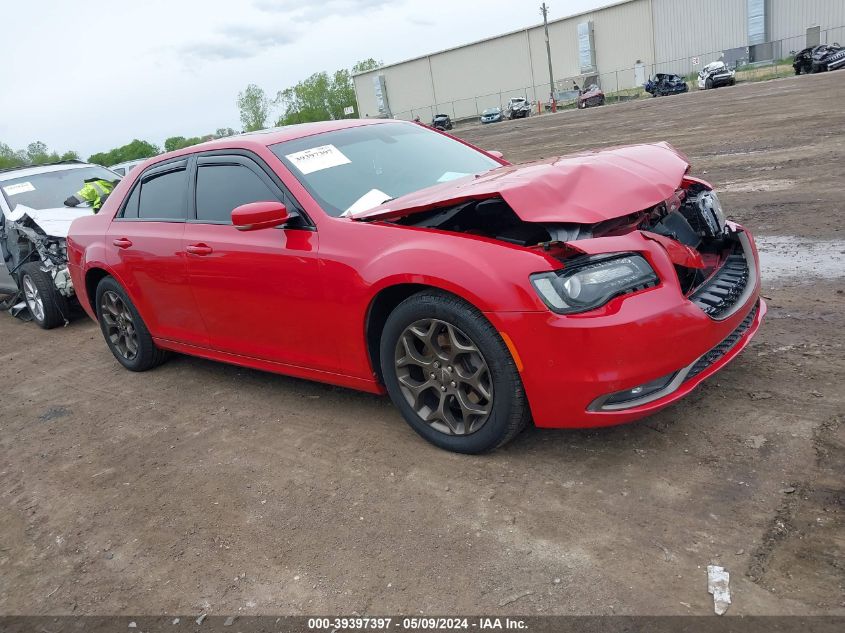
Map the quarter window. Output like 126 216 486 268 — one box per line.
195 164 278 224
138 169 187 221
122 184 140 219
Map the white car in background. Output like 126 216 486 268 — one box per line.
697 61 736 90
0 160 120 328
109 158 146 177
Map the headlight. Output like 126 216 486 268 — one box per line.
530 254 658 314
696 190 728 236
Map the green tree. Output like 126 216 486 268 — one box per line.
215 127 237 138
0 142 21 169
60 150 80 161
352 58 382 74
274 58 382 126
88 139 160 166
164 136 204 152
0 141 78 168
26 141 49 164
237 84 269 132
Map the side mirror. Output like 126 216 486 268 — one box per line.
487 150 504 159
232 201 291 231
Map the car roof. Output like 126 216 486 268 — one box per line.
139 119 405 170
234 118 393 144
0 160 93 181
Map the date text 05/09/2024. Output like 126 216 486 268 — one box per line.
307 617 528 630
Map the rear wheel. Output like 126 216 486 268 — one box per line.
20 263 66 329
95 276 168 371
380 291 529 453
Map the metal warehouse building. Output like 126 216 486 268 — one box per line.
353 0 845 121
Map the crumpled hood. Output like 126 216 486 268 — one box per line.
4 205 93 238
351 141 690 224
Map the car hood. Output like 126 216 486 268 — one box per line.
351 142 690 224
4 205 93 238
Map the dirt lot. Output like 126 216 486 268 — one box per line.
1 72 843 617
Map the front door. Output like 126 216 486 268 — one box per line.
182 154 334 372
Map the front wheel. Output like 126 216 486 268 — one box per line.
95 276 168 371
380 291 529 453
20 263 67 329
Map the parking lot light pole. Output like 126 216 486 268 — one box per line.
541 3 556 112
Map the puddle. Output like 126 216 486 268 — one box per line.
755 236 845 281
721 179 795 193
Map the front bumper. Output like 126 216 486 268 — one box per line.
488 226 764 428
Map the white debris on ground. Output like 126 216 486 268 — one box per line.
707 565 731 615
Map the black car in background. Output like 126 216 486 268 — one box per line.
644 73 689 97
793 44 845 74
431 114 453 130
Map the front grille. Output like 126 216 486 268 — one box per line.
685 303 758 382
690 250 749 318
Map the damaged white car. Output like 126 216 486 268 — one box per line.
0 160 120 328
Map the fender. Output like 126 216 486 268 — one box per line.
356 231 550 313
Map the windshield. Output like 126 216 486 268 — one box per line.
270 123 500 217
1 166 118 211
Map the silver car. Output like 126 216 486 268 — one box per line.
0 160 120 327
480 107 503 124
109 158 147 177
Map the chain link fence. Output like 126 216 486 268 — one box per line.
390 26 844 124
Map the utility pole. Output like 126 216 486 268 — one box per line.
541 2 556 112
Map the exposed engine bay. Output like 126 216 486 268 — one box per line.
392 180 748 314
0 214 75 298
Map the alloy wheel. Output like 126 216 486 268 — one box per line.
22 275 45 322
100 290 139 360
394 318 494 436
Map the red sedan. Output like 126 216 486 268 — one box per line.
67 120 764 453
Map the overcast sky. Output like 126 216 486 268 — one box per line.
0 0 610 159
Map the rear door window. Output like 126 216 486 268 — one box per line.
195 164 278 224
138 168 187 221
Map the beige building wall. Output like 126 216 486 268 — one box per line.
352 0 845 122
771 0 845 53
354 0 654 121
651 0 748 75
528 0 654 93
428 30 535 119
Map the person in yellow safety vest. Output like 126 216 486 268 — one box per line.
64 177 119 213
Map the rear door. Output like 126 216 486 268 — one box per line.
182 152 334 371
107 158 208 347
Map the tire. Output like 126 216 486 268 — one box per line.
705 78 713 90
379 291 529 453
20 263 67 329
95 276 168 372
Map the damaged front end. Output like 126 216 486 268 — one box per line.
377 146 754 322
0 209 78 320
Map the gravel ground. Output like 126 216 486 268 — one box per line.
0 71 843 616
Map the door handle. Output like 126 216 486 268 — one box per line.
186 243 213 256
112 238 133 249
